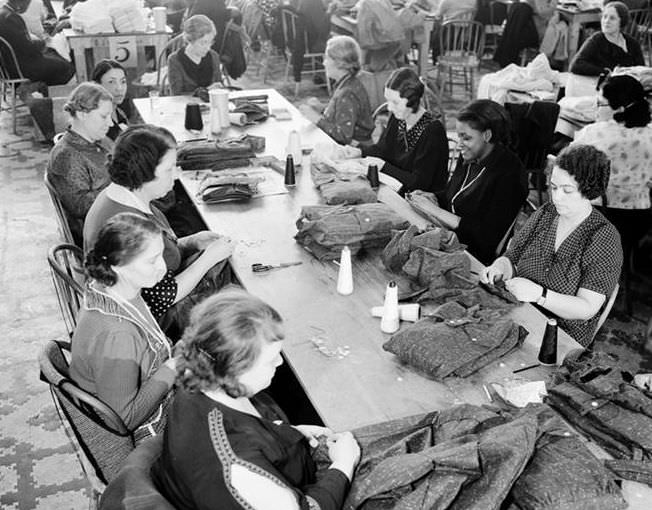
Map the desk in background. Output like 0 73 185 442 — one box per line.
135 89 584 432
556 7 602 64
64 29 170 83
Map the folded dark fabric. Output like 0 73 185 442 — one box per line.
383 316 524 380
403 246 471 289
605 458 652 486
311 163 377 205
231 100 269 123
177 139 256 170
201 183 253 203
295 204 409 260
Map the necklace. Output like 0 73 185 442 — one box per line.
450 163 487 214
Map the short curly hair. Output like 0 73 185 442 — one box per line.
603 1 630 30
176 287 284 398
555 144 610 200
601 74 650 128
457 99 512 146
385 67 424 113
183 14 216 43
85 212 161 287
326 35 362 75
63 82 113 118
108 125 176 190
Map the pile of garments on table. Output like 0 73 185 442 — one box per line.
312 403 626 509
380 225 526 379
310 161 378 205
176 136 263 171
547 350 652 486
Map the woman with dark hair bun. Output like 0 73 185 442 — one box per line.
408 99 527 264
71 213 177 440
152 287 360 510
574 73 651 288
84 125 234 331
482 144 623 347
92 59 135 141
358 67 449 195
570 2 644 76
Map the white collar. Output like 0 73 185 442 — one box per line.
105 183 151 214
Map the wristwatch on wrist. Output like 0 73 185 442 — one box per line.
536 287 548 306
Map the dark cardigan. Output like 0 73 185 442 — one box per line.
361 112 449 195
570 32 645 77
438 144 527 265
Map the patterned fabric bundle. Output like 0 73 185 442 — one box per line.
294 204 409 260
311 162 377 205
547 350 652 468
317 403 625 510
176 138 256 171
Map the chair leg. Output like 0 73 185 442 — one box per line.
11 85 18 135
294 81 300 98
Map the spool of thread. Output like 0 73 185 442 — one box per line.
336 246 353 295
184 102 203 132
287 130 302 165
371 303 420 322
152 6 167 31
229 112 247 126
211 89 229 127
367 164 379 188
380 281 400 333
538 318 558 366
284 154 296 187
208 90 221 134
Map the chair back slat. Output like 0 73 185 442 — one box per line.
0 35 26 80
44 172 76 245
48 244 85 339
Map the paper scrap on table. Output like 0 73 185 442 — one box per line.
491 381 547 407
229 113 247 126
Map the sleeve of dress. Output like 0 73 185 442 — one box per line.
382 120 449 193
504 206 545 268
361 116 393 159
141 270 178 318
167 53 186 95
47 149 104 220
578 222 623 297
316 90 358 145
570 35 607 76
628 37 645 66
94 328 175 430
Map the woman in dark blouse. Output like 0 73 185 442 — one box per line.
482 145 623 347
168 14 223 95
152 288 360 510
359 67 449 195
570 2 644 77
92 59 135 141
408 99 527 264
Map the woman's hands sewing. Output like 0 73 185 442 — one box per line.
293 424 334 447
504 277 544 303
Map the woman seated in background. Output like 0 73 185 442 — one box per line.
71 213 177 440
482 145 623 347
47 82 114 245
573 74 651 269
152 288 360 510
358 67 449 195
408 99 527 265
168 14 223 95
570 2 644 76
83 125 234 331
299 36 373 145
92 59 136 141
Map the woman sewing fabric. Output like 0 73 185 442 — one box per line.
71 213 177 440
359 67 449 195
482 145 623 347
47 82 114 245
570 1 645 76
407 99 527 265
91 59 135 141
83 125 234 331
152 287 360 510
299 35 373 145
573 74 651 268
168 14 223 95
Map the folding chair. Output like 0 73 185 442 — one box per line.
0 35 30 135
437 20 485 98
47 244 85 339
38 340 136 504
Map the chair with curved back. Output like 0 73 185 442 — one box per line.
437 20 485 98
38 340 136 503
99 436 175 510
47 244 85 339
626 8 652 65
0 35 30 134
44 171 77 246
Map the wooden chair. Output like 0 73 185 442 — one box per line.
0 35 30 135
154 33 186 95
437 20 485 98
99 436 175 510
626 8 652 65
484 1 511 57
44 172 77 246
280 7 331 98
47 244 85 339
38 340 136 501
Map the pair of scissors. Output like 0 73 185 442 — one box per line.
252 262 303 273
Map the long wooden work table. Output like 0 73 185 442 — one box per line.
135 89 582 431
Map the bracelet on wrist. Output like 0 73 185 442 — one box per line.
537 286 548 306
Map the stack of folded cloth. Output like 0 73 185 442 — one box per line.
547 350 652 484
310 162 377 205
177 136 263 171
381 225 525 379
294 204 409 260
198 174 264 204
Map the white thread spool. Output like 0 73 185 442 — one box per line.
380 281 400 333
336 246 353 295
